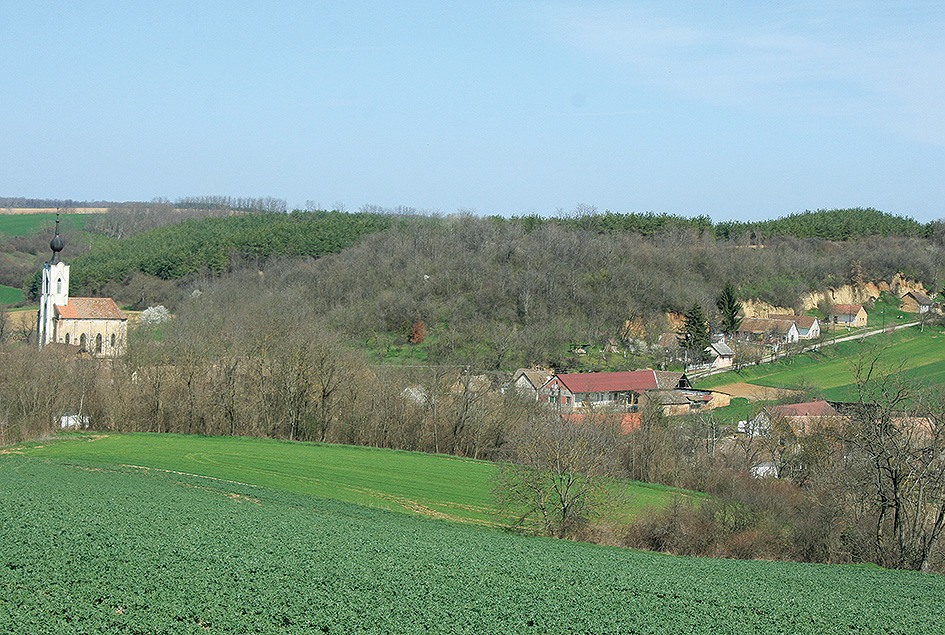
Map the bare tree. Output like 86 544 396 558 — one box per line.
496 413 619 538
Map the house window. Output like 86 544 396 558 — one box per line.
564 396 571 405
95 333 103 353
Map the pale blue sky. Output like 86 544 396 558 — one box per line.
2 2 944 220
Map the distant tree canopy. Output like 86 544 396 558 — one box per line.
65 211 393 294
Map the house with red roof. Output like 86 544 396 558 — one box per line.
37 217 128 357
539 369 721 415
746 400 844 436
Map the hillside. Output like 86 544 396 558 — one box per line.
19 433 683 526
1 449 942 633
697 325 945 402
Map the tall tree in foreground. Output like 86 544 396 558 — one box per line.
495 414 619 538
716 283 742 336
677 304 710 364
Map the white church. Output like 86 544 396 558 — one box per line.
37 216 127 357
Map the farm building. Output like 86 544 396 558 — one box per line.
539 369 726 415
37 217 127 357
828 304 867 327
900 290 933 314
511 368 552 399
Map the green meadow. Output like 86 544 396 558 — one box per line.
2 442 944 633
0 213 98 237
0 285 24 305
19 433 680 526
698 325 945 401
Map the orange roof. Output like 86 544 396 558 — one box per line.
55 297 126 320
769 400 838 417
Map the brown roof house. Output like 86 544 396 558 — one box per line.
37 218 128 357
745 400 843 436
768 314 821 340
736 318 800 345
829 304 867 327
900 291 933 314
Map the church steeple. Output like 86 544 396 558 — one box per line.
49 214 64 264
38 215 70 348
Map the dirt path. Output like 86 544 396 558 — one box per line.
711 382 802 402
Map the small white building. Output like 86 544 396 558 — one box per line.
705 341 735 369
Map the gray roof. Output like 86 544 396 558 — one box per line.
709 341 735 357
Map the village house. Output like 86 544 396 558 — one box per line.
900 290 933 314
705 341 735 369
745 400 842 436
511 368 552 399
768 314 821 340
735 317 799 345
539 369 725 416
828 303 868 327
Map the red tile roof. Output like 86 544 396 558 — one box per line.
552 370 660 394
769 400 838 417
55 297 126 320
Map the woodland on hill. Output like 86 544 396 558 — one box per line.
5 206 944 369
2 204 945 571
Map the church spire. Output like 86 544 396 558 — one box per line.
49 214 64 264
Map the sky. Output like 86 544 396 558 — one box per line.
2 1 944 221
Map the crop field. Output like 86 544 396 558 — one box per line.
18 433 681 526
698 325 945 401
0 284 24 305
0 213 99 237
1 453 943 634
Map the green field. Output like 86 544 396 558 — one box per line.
3 449 944 633
17 433 679 526
0 213 98 237
0 284 23 305
698 325 945 401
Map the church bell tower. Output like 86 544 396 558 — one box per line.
38 215 69 348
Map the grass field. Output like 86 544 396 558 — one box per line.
17 433 682 526
0 213 100 237
0 284 24 305
1 450 943 633
697 325 945 401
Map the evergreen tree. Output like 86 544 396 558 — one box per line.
677 304 710 363
716 283 743 336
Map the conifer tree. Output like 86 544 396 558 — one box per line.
716 283 743 336
677 304 710 363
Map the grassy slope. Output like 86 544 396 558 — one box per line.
0 285 23 304
0 213 97 237
19 433 680 526
1 454 942 634
698 326 945 400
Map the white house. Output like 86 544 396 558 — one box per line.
768 314 821 340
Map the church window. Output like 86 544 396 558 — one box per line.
110 334 116 348
79 334 87 351
65 333 70 345
56 278 62 294
95 333 103 354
